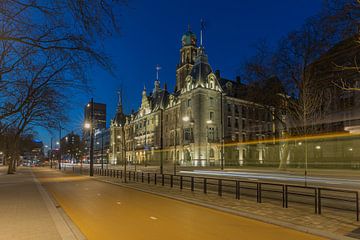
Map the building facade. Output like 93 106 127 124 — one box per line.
84 101 107 132
109 29 278 167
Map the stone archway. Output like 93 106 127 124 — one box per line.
184 149 191 162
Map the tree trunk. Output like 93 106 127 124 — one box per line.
7 136 19 174
278 142 289 170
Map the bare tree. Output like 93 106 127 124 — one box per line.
241 11 342 169
322 0 360 90
0 0 126 173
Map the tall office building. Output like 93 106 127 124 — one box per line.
84 102 107 131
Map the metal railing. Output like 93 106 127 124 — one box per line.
68 166 359 221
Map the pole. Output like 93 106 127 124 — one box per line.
59 124 62 170
89 98 94 176
122 124 126 183
173 113 177 174
101 131 104 170
220 93 224 170
144 119 147 167
160 109 164 174
50 137 53 168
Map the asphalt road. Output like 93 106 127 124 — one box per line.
33 168 325 240
179 170 360 190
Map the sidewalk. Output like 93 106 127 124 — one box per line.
91 173 360 240
0 167 84 240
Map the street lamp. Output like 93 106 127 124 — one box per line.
84 98 95 177
173 111 178 175
182 116 190 122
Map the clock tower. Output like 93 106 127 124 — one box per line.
175 29 198 92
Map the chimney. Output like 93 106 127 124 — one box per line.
215 69 220 78
236 76 241 84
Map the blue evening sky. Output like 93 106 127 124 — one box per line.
41 0 323 145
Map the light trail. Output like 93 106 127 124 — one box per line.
179 170 360 189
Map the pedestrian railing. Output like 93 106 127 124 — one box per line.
68 166 359 221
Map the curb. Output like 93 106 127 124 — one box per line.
93 177 355 240
31 170 86 240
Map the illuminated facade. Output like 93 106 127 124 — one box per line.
109 29 277 167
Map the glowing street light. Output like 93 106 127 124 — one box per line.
182 116 189 122
84 122 91 129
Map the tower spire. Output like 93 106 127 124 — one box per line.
200 18 205 47
156 64 162 80
117 89 123 112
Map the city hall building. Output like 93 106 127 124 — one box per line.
109 29 280 167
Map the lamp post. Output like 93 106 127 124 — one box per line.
173 110 178 175
59 123 62 170
220 92 224 170
182 115 193 165
160 109 164 174
84 98 94 177
50 137 53 168
144 118 148 167
101 131 104 170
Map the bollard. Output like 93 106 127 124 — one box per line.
154 173 157 185
318 188 322 214
162 175 165 186
180 176 183 189
204 178 207 194
356 192 359 221
282 185 285 207
191 177 194 191
142 172 144 183
170 175 173 188
235 181 239 199
257 183 262 203
314 188 318 214
285 185 288 208
218 179 222 196
148 173 150 184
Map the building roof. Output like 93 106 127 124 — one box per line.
182 30 197 46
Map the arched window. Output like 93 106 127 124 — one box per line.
209 148 215 158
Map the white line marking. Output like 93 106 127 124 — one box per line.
149 216 158 220
116 201 121 205
97 193 101 196
247 178 258 181
325 182 341 185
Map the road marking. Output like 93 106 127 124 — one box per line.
116 201 121 205
97 193 101 196
84 188 89 190
149 216 158 220
247 178 258 181
325 181 341 185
